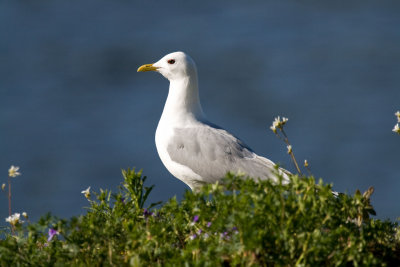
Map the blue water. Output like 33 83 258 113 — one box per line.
1 1 400 222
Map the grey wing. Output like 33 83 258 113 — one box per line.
167 125 280 184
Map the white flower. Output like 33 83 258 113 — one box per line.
8 165 21 178
1 183 5 191
272 117 280 127
393 124 400 135
81 186 91 199
22 212 28 219
270 124 277 133
395 111 400 122
287 145 292 154
304 160 309 167
6 213 22 226
270 116 289 133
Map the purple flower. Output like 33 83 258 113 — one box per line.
47 228 59 242
190 234 197 240
220 231 230 240
232 226 239 234
143 209 153 217
197 229 203 235
192 215 199 223
206 222 212 228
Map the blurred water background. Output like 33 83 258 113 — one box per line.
1 1 400 222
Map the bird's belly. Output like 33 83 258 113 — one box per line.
155 124 203 190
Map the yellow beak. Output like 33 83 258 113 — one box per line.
137 63 158 72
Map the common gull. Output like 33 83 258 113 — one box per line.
138 51 289 190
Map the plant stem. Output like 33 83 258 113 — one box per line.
8 177 11 217
8 177 15 235
304 164 312 176
289 151 302 176
281 129 302 175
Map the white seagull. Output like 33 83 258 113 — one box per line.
138 51 288 190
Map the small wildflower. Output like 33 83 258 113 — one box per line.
197 229 203 235
270 124 277 133
5 213 22 226
270 116 288 133
220 231 230 240
1 183 5 191
22 212 28 219
287 145 292 154
8 165 21 178
206 222 212 228
143 209 153 218
232 226 239 234
395 111 400 122
81 186 91 199
189 234 197 240
203 233 209 239
47 228 59 242
189 215 200 226
304 160 309 167
393 124 400 135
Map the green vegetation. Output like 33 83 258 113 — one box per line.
1 168 399 266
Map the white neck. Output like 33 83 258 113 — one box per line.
160 75 205 125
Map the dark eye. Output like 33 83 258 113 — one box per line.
167 59 175 64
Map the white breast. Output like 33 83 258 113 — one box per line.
155 121 203 190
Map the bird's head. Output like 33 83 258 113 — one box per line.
137 51 197 81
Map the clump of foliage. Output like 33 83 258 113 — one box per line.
0 169 399 266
